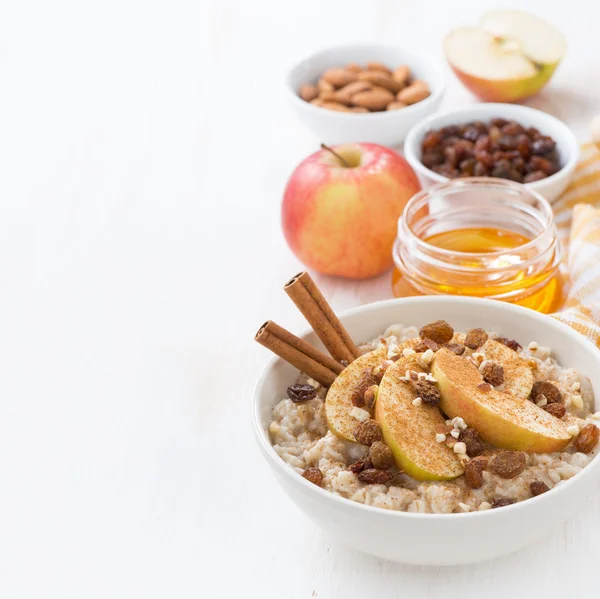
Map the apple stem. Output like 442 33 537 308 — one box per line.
320 143 350 168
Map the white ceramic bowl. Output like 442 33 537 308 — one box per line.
286 44 445 147
252 296 600 565
404 104 579 203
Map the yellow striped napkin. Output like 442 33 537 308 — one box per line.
551 143 600 346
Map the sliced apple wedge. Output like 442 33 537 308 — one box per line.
325 348 387 442
431 348 571 453
444 10 566 102
375 355 464 481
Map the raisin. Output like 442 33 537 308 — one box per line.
287 384 317 403
463 126 481 142
516 134 531 157
419 320 454 344
357 468 394 484
527 126 541 139
528 155 554 174
444 342 466 356
491 158 513 179
459 158 476 176
491 118 508 128
490 451 527 479
414 338 440 353
530 381 562 404
491 498 515 509
302 467 323 486
575 424 600 454
414 380 441 406
499 135 518 151
502 121 525 136
543 403 566 418
474 161 489 176
464 328 488 349
464 456 487 488
354 419 382 446
524 170 547 183
481 361 504 387
369 441 394 469
530 481 549 496
422 131 443 149
459 429 485 457
495 337 522 352
351 368 377 407
532 137 556 155
441 125 461 137
349 459 372 474
421 149 445 168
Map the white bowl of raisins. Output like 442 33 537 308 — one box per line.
404 103 579 203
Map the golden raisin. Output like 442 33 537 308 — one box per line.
543 403 566 418
357 468 394 484
414 380 441 406
465 328 488 350
414 338 440 353
464 456 487 489
459 429 485 457
530 481 549 496
444 342 465 356
354 419 383 446
575 424 600 454
490 450 527 479
302 467 324 486
495 337 522 352
491 498 515 508
369 441 394 469
419 320 454 345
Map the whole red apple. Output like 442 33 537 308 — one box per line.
282 143 420 279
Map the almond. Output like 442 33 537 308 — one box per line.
397 80 430 105
317 78 334 93
392 65 411 85
345 62 363 74
335 81 372 105
352 88 395 111
310 98 325 107
387 101 407 111
366 61 392 75
347 106 369 113
320 101 352 112
322 68 358 89
299 84 319 102
358 70 405 93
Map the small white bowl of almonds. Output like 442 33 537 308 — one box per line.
286 44 445 146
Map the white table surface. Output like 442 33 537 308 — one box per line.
3 0 600 597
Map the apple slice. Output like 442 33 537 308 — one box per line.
375 355 464 481
431 348 571 453
325 348 387 442
444 10 566 102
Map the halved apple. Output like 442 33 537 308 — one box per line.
431 348 571 453
325 348 387 442
444 10 566 102
375 355 464 481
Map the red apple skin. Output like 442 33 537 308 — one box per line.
282 143 420 279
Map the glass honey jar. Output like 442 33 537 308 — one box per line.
392 178 565 314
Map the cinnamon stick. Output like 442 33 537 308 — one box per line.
284 272 360 364
254 320 343 387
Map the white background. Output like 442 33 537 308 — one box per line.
2 0 600 597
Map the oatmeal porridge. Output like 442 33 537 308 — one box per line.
269 321 599 514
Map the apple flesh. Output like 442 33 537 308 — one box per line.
431 348 571 453
282 143 420 279
444 10 566 103
376 355 464 481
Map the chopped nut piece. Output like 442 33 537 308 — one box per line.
571 394 584 409
530 481 550 496
458 502 471 512
495 337 522 352
419 320 454 345
570 381 581 392
575 424 600 453
478 501 492 511
287 384 317 403
363 385 378 409
477 383 493 392
459 428 485 457
530 381 562 404
421 348 435 365
450 429 460 439
414 380 441 406
490 451 526 479
481 361 504 386
373 360 393 384
350 406 370 422
464 328 488 350
402 347 416 357
354 419 383 446
453 442 467 454
464 456 487 488
543 403 566 418
444 342 466 356
357 468 394 484
491 498 516 509
412 397 423 407
369 441 394 469
536 395 548 407
451 417 467 430
414 338 440 353
302 467 324 486
435 433 446 443
567 425 580 437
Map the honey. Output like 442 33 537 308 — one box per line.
392 179 565 314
